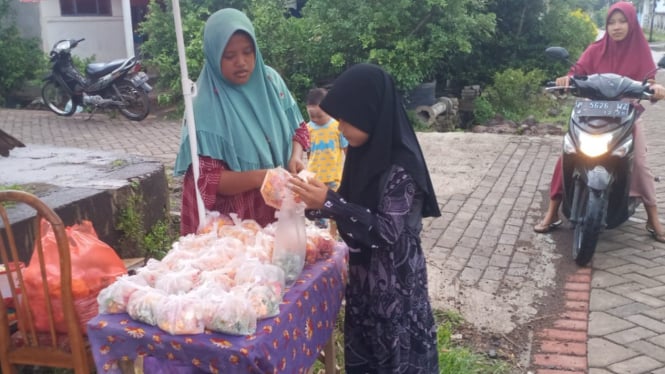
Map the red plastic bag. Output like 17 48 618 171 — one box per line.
22 219 127 334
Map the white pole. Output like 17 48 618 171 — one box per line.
121 0 135 58
171 0 206 230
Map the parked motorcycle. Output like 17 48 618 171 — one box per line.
42 38 152 121
545 46 665 266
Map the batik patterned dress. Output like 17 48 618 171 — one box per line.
307 165 439 373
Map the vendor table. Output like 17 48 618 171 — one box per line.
87 245 348 374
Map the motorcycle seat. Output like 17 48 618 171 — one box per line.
85 59 130 78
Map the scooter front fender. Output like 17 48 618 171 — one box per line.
586 166 612 191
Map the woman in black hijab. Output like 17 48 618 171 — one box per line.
290 64 440 373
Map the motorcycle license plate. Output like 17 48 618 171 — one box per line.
574 100 630 117
130 71 149 87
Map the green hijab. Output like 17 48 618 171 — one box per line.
174 8 303 176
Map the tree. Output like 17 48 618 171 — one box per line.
437 0 596 93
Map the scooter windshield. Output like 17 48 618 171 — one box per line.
573 74 645 100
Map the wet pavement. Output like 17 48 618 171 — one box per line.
2 64 665 372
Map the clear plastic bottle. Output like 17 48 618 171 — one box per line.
271 193 307 286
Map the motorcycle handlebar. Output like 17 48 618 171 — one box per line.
548 73 653 100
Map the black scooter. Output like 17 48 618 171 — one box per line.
42 38 152 121
545 46 665 266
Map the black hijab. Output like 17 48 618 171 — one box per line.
320 64 440 218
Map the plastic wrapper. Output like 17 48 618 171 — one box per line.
231 284 281 319
156 294 205 335
97 274 149 314
154 265 199 294
196 269 235 291
305 227 336 265
197 211 234 235
235 261 286 297
135 259 169 287
201 292 257 335
126 288 168 326
272 193 307 285
260 167 293 209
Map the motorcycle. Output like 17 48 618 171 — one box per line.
545 46 665 266
42 38 152 121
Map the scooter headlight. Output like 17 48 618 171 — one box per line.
579 132 613 158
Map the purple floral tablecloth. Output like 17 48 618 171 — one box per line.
87 245 348 374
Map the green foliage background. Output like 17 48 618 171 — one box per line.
137 0 597 124
0 0 46 106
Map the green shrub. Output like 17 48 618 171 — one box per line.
483 68 548 122
0 0 47 106
117 184 177 261
471 95 495 125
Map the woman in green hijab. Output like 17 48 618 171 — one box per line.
174 8 309 235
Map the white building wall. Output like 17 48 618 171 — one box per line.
38 0 129 62
641 0 665 33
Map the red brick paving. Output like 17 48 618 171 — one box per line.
530 268 591 373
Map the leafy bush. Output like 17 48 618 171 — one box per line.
438 2 597 95
138 0 495 111
471 95 496 125
482 68 547 122
0 0 47 106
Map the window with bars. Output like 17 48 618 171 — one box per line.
60 0 112 16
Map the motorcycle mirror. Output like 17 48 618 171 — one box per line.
658 55 665 69
545 46 569 61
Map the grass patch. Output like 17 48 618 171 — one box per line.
435 310 513 374
0 184 30 208
116 182 178 261
310 308 515 374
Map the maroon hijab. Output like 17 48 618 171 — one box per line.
573 1 656 81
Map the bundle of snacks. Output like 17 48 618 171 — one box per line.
98 211 338 335
200 291 257 335
97 274 148 314
260 167 292 209
156 294 205 335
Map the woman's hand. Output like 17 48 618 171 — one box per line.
555 75 570 88
649 83 665 101
287 156 306 174
287 143 306 174
289 177 328 210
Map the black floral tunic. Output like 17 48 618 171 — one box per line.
306 166 439 373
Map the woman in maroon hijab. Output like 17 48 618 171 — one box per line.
534 1 665 241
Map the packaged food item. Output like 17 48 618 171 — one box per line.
201 292 257 335
260 167 292 209
97 274 149 314
156 294 205 335
272 193 307 286
231 284 281 319
126 288 168 326
235 262 285 297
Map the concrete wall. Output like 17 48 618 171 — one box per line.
641 0 665 33
11 0 131 63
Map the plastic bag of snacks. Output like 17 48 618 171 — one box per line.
97 274 149 314
155 294 205 335
201 292 257 335
260 167 292 209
